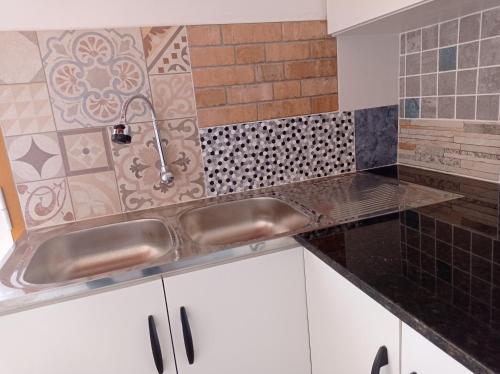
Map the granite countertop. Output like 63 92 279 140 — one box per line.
299 165 500 374
2 165 496 372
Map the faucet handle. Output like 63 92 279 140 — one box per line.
111 123 132 144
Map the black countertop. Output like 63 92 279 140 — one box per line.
298 165 500 374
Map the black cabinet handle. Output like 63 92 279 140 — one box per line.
371 346 389 374
148 315 164 374
180 306 195 364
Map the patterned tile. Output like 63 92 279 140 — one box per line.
111 117 206 212
68 171 121 220
6 132 64 182
58 128 112 176
200 112 355 196
16 177 75 228
141 26 191 74
0 31 45 84
38 28 151 129
0 83 55 136
150 73 197 120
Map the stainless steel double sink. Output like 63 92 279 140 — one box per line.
21 197 311 286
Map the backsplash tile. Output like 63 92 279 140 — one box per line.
398 118 500 181
0 31 45 84
150 73 197 120
6 132 64 182
38 28 152 129
355 105 398 170
58 128 113 176
16 177 75 228
0 83 55 136
67 171 121 220
200 111 355 196
111 117 206 212
400 6 500 121
141 26 191 74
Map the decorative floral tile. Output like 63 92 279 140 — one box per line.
0 31 45 84
16 177 75 228
150 73 197 120
111 117 206 212
6 132 64 182
38 28 152 130
68 171 121 220
141 26 191 74
58 128 112 176
0 83 55 136
200 111 356 196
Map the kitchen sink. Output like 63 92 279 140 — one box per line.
22 219 177 285
179 197 311 246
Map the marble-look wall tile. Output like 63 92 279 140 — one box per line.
200 111 355 196
400 6 500 122
111 117 206 211
355 105 398 170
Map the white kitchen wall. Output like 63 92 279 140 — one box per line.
337 33 400 111
0 0 326 31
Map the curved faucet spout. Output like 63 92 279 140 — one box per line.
112 94 174 185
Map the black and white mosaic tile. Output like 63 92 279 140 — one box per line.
200 111 355 196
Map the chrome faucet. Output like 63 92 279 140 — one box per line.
111 94 174 185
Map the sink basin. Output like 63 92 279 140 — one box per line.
179 197 310 246
22 219 177 285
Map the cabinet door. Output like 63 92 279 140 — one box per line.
401 323 472 374
304 250 400 374
0 279 175 374
163 247 311 374
327 0 429 34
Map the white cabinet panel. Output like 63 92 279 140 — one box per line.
327 0 429 34
0 279 175 374
401 323 472 374
163 247 311 374
304 250 400 374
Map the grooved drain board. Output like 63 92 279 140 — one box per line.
328 183 402 223
300 173 463 225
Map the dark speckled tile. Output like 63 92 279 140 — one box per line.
354 105 398 170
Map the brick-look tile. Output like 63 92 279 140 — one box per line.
186 25 222 46
311 94 338 113
310 39 337 58
222 23 282 44
235 45 266 64
192 65 255 87
257 98 311 120
198 104 258 127
195 87 226 108
226 83 273 104
285 59 337 80
255 63 284 82
273 81 301 99
301 77 338 96
282 21 327 41
265 42 310 62
190 46 235 67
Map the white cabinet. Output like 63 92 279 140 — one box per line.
163 247 311 374
401 323 472 374
327 0 430 34
0 279 176 374
304 250 400 374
